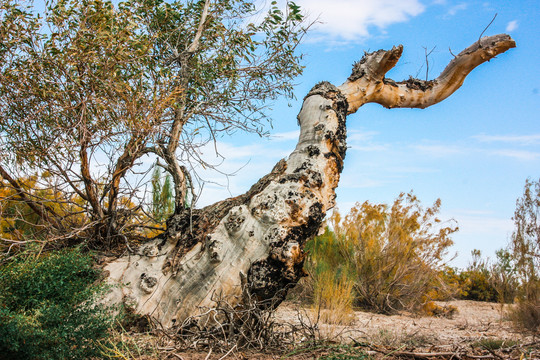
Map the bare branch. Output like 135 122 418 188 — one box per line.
339 34 516 112
478 13 498 45
186 0 211 54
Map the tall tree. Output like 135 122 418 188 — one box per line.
0 0 307 246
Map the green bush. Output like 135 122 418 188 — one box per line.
0 248 115 360
454 249 518 303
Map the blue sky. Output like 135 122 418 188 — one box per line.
192 0 539 268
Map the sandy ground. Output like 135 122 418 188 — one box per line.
275 300 526 345
155 300 538 359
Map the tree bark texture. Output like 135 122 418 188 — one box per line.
105 35 515 327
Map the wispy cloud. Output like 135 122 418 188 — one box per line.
473 134 540 145
412 144 464 157
506 20 519 32
347 130 379 142
294 0 425 42
269 130 300 141
446 3 467 16
488 149 540 161
347 130 390 152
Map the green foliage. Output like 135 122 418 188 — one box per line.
510 178 540 297
440 250 518 304
472 338 518 350
458 250 499 302
319 346 370 360
0 249 115 360
151 166 174 222
0 0 308 245
303 226 356 324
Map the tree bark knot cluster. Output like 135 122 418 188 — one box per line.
105 34 515 328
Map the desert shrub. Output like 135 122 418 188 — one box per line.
421 301 457 318
436 266 465 300
458 250 499 302
489 249 519 303
472 338 519 350
441 249 518 304
312 271 356 325
508 296 540 334
0 248 115 360
507 178 540 333
337 193 457 314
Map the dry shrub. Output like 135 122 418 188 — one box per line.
312 271 356 326
338 193 457 314
163 287 321 353
507 178 540 333
421 301 457 318
508 299 540 334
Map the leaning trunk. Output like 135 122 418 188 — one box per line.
105 35 515 327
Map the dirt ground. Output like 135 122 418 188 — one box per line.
146 300 537 359
276 300 525 344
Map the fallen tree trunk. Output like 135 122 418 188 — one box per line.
105 35 515 327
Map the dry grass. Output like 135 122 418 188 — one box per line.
367 328 434 348
312 271 356 326
508 299 540 334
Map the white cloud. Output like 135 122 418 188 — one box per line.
294 0 425 42
269 130 300 141
444 211 514 268
506 20 519 32
473 133 540 145
412 143 464 157
489 149 540 161
446 3 467 16
347 130 390 151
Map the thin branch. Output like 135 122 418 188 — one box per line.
478 13 498 45
186 0 211 54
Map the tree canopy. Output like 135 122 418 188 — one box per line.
0 0 308 247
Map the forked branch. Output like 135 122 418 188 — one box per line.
339 34 516 113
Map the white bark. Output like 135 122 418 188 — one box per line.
105 34 515 327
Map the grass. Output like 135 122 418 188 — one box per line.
472 338 519 350
368 329 433 348
281 344 372 360
312 271 356 326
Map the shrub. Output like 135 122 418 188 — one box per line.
507 178 540 333
442 249 518 304
312 271 356 325
508 297 540 334
458 250 499 302
0 248 115 360
338 193 457 314
421 301 457 318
